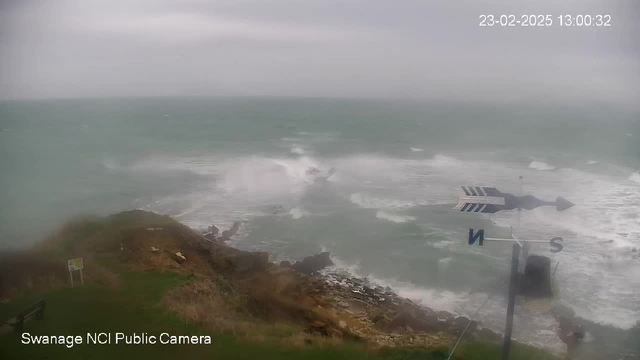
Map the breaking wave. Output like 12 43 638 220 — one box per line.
325 252 566 350
375 210 416 223
290 146 306 156
528 161 556 171
288 207 310 219
349 193 415 210
629 172 640 184
425 154 461 167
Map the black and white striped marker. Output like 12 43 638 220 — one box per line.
454 186 574 213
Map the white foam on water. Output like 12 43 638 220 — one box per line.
424 154 461 167
279 137 301 142
375 210 416 223
570 298 640 330
330 250 566 350
127 151 336 230
119 156 219 175
290 145 306 156
529 161 556 171
325 251 363 276
410 147 424 152
484 166 640 331
215 155 322 196
326 252 466 313
288 207 310 219
131 149 640 334
629 172 640 184
349 193 417 210
586 160 600 165
294 131 339 144
430 240 455 249
438 256 452 265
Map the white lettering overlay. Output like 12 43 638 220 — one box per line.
21 332 212 346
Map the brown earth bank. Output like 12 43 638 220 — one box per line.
0 210 503 349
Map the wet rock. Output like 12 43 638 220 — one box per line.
201 225 220 241
405 326 414 333
385 307 445 333
452 316 476 333
207 225 219 235
220 221 241 241
436 311 454 323
280 260 292 268
363 286 375 295
290 252 334 274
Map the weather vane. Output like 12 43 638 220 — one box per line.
454 180 574 360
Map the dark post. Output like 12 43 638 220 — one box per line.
502 243 520 360
36 300 46 320
16 313 25 333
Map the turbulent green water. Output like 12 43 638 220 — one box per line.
1 97 638 354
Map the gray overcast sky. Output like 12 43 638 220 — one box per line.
0 0 638 107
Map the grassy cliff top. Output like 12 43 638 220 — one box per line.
0 210 559 360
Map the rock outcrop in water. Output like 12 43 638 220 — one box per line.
281 252 333 274
202 222 241 242
202 225 219 241
220 221 241 241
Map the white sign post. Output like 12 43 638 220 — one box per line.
67 257 84 287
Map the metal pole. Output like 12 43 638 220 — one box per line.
502 243 520 360
517 176 529 273
69 270 74 288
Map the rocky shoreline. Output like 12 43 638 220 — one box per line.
199 222 501 348
4 210 636 359
276 253 501 346
311 269 502 347
199 223 638 359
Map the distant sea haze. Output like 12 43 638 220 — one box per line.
1 97 638 353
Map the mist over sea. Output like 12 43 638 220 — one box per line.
1 97 639 352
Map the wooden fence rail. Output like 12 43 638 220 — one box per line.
5 299 46 332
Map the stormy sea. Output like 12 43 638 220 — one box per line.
1 97 638 356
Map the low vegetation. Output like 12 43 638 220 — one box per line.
0 210 559 359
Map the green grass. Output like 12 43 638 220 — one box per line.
0 266 449 360
0 256 559 360
455 342 559 360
